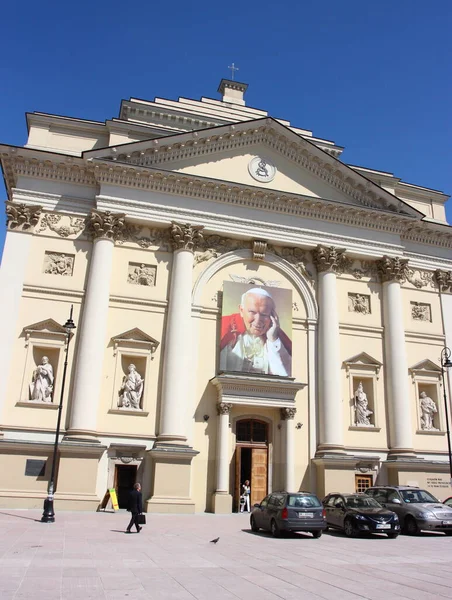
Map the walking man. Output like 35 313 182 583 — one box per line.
126 482 143 533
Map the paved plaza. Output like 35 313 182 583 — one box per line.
1 510 452 600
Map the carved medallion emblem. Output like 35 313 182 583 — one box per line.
248 157 276 183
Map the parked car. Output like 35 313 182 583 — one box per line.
365 486 452 535
444 497 452 508
322 493 400 538
250 491 326 538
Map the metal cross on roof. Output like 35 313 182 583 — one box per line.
228 63 239 80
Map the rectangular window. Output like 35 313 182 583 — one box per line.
355 474 372 493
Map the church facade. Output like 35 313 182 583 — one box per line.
0 79 451 513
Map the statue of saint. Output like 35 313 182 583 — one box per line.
419 392 438 430
354 382 373 426
118 364 144 410
30 356 54 402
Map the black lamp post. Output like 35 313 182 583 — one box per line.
41 305 76 523
440 347 452 485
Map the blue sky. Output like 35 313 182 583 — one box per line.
1 0 451 260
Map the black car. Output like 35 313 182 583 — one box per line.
322 493 400 538
250 491 327 538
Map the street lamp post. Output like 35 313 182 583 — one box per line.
41 305 76 523
440 347 452 486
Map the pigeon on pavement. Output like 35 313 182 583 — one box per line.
210 537 220 544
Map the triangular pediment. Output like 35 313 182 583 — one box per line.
112 328 159 347
84 118 422 218
343 352 383 369
23 318 68 336
409 359 442 374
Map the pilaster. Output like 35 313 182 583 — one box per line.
281 407 296 492
212 402 233 514
0 203 43 433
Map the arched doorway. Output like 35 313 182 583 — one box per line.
234 419 269 510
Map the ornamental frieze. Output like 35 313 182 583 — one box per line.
6 201 42 231
37 213 86 238
268 245 315 284
377 256 409 283
116 223 171 251
170 221 204 252
194 235 251 265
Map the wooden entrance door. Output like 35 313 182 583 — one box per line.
250 448 267 506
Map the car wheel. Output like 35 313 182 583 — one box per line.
387 533 399 539
250 516 259 532
404 517 419 536
312 530 322 539
271 519 280 538
344 518 357 538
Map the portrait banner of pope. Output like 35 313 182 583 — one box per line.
219 282 292 377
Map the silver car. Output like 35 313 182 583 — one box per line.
365 486 452 535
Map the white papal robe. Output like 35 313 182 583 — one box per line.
220 333 291 376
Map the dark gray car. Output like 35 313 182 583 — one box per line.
365 486 452 535
250 491 326 538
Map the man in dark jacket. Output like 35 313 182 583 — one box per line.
126 482 143 533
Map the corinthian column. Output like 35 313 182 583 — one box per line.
0 203 42 429
281 407 297 492
378 256 414 455
313 245 346 454
67 210 126 438
159 222 203 443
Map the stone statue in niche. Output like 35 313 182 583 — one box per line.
354 382 373 426
118 364 144 410
29 356 54 402
43 252 74 276
348 293 370 314
419 391 438 431
127 263 156 286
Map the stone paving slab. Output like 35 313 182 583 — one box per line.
1 510 452 599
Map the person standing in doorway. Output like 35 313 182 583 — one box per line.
126 482 143 533
240 480 251 513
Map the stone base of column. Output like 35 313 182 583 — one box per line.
63 430 101 444
315 443 346 456
146 443 198 514
387 448 417 460
212 492 233 514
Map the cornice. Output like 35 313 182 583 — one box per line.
2 147 452 250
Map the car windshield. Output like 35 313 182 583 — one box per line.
287 495 321 508
345 496 381 509
400 490 439 503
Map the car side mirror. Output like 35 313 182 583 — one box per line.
390 498 401 504
253 503 260 508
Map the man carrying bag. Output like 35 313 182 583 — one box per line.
126 482 144 533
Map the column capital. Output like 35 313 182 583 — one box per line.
217 402 233 415
435 269 452 293
280 407 297 420
170 222 204 252
377 256 409 283
88 210 127 241
6 201 42 231
313 245 347 273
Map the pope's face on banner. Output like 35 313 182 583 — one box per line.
239 293 275 337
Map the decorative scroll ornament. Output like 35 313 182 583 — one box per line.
170 221 204 252
312 245 348 274
377 256 409 283
217 402 233 415
37 213 86 238
252 240 267 261
194 235 250 265
280 407 297 420
88 210 127 241
116 224 171 250
6 201 42 230
268 245 315 283
435 269 452 293
406 268 436 289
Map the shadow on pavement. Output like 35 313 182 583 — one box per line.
0 511 42 522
